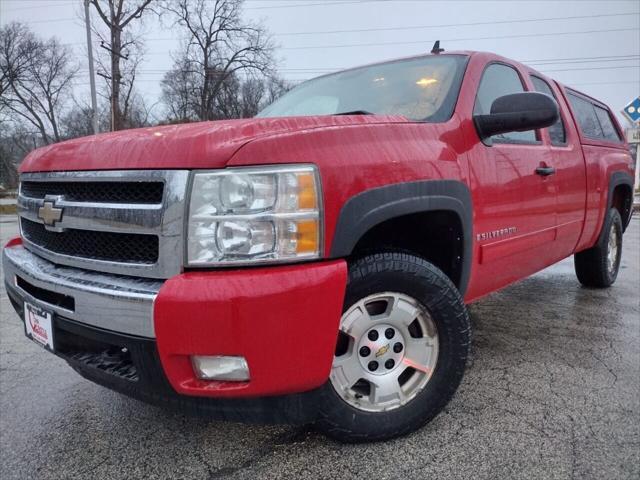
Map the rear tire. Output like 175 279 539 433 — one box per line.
315 252 470 443
574 208 623 288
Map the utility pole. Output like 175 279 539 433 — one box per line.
84 0 99 135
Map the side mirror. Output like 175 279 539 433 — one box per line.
473 92 559 141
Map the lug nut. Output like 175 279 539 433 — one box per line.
368 361 379 372
393 342 403 353
359 346 371 357
385 328 395 339
368 330 379 341
385 359 395 369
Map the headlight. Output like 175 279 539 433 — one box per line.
187 165 322 266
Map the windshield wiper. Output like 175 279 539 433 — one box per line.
333 110 374 116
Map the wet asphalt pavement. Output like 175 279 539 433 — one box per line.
1 214 638 479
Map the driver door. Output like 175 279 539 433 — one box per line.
468 62 558 294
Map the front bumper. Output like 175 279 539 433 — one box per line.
3 243 162 338
3 242 347 401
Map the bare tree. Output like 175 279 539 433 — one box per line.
264 77 292 106
61 97 112 139
0 141 19 190
160 62 290 122
238 77 265 118
161 0 274 121
0 124 37 189
88 0 153 131
213 72 243 119
0 22 78 145
234 76 290 117
160 56 200 123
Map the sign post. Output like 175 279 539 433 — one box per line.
627 128 639 194
622 97 640 195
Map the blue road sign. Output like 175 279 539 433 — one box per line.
622 97 640 123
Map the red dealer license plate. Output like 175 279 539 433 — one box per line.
24 302 54 352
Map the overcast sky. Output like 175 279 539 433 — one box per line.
1 0 638 125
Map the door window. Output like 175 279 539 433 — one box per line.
474 63 537 144
530 76 566 145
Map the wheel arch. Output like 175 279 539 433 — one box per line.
329 180 473 295
608 171 634 232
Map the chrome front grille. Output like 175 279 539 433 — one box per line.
21 218 159 264
21 180 164 204
18 170 190 279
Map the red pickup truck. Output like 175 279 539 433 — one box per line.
3 50 635 442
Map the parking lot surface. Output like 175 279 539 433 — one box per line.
1 215 638 480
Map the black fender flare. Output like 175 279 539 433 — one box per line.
329 180 473 295
608 171 634 231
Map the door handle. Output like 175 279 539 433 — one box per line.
535 166 556 176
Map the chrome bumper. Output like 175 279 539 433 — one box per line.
2 245 162 338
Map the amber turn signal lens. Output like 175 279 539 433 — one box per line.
297 173 317 210
296 219 319 254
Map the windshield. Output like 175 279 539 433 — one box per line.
257 55 468 122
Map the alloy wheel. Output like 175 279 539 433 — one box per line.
330 292 439 412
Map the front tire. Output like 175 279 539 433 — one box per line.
315 252 470 442
574 208 623 288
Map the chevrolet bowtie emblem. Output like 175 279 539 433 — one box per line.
38 201 63 226
375 344 390 358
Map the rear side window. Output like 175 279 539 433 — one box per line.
530 76 566 145
568 94 601 139
474 63 537 144
593 105 622 142
567 93 622 143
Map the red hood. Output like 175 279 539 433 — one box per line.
20 115 406 172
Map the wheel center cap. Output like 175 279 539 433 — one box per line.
357 323 405 375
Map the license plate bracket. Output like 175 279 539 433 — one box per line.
24 302 55 352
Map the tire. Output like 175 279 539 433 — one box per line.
315 252 470 443
574 208 623 288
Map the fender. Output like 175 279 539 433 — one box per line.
608 171 634 231
329 180 473 295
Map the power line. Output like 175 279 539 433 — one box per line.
525 54 640 65
0 0 378 14
1 1 74 12
524 54 640 63
7 17 79 25
138 26 640 56
71 12 640 44
2 0 386 21
568 80 639 86
275 12 639 36
131 13 637 43
278 27 640 50
540 64 639 73
245 0 382 9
